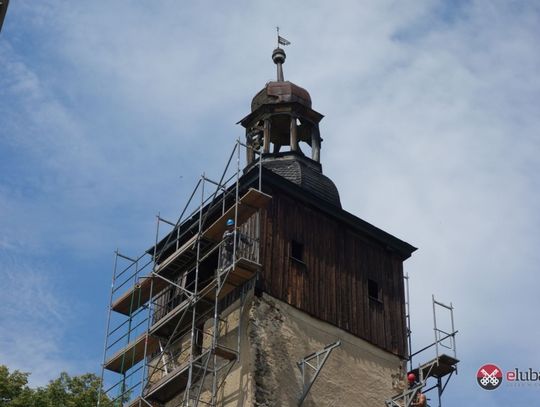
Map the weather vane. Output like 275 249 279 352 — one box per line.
276 26 291 47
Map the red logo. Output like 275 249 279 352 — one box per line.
477 364 503 390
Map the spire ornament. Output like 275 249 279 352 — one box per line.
273 27 290 82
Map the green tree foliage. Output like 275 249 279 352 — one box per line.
0 366 114 407
0 366 33 406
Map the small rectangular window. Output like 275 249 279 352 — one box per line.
368 279 381 301
291 240 304 262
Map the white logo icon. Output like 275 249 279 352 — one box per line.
480 368 500 387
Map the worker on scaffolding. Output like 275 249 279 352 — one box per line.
219 218 251 270
407 373 427 407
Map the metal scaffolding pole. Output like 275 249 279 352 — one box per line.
385 291 459 407
99 142 268 407
297 341 341 406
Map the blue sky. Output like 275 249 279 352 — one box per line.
1 1 540 405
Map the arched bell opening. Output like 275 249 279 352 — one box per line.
245 114 321 165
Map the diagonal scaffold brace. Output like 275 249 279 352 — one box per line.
297 340 341 406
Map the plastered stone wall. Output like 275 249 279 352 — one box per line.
249 294 404 407
164 291 404 406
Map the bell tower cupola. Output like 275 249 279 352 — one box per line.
239 40 341 207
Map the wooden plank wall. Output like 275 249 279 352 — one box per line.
259 187 407 357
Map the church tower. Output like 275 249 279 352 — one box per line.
98 42 441 407
236 44 417 405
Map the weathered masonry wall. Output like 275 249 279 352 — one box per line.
164 292 404 407
249 294 404 407
258 187 408 357
164 292 256 407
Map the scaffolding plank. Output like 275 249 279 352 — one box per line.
154 234 198 274
112 276 169 316
232 257 260 278
144 345 235 404
145 362 197 403
203 258 260 300
105 334 159 374
149 298 191 338
149 297 213 338
203 189 271 241
411 354 459 380
222 258 260 290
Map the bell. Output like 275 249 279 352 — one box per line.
251 134 262 151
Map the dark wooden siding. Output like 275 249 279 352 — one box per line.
259 187 408 357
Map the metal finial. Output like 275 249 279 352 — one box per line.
273 27 290 82
272 48 286 82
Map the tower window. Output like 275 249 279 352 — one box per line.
291 240 304 263
368 279 381 301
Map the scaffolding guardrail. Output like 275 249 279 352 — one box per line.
98 140 269 407
386 289 459 407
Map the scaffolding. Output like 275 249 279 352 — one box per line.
98 140 270 407
385 284 459 407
